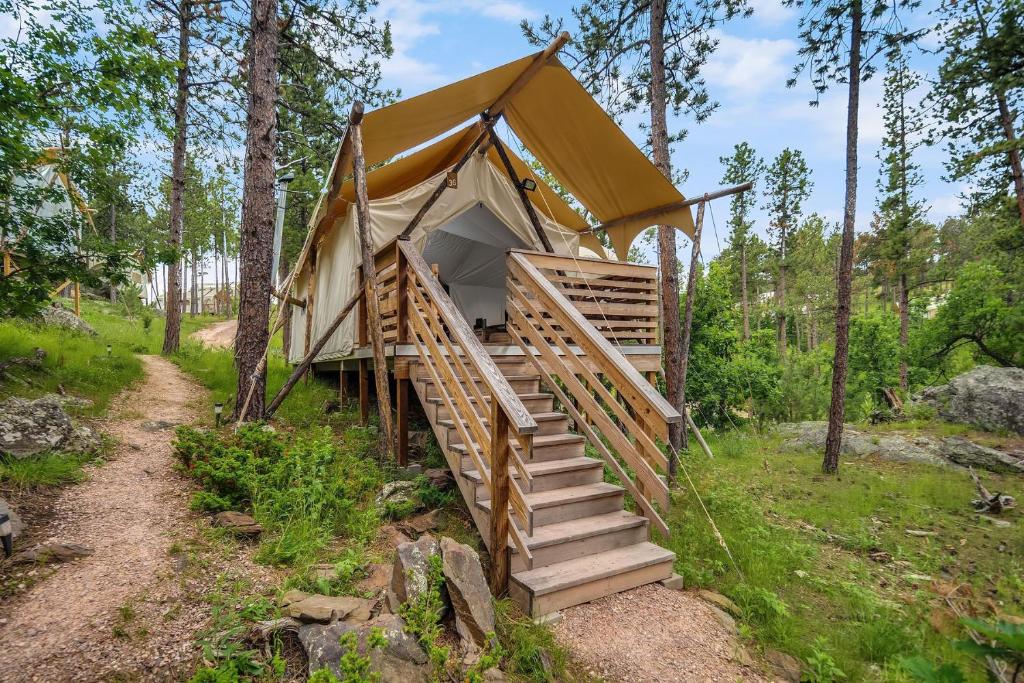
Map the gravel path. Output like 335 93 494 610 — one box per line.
554 583 767 682
190 318 237 348
0 355 273 682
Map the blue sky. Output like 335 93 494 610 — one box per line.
370 0 961 262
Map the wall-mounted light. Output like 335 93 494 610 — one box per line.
520 178 538 192
214 402 224 427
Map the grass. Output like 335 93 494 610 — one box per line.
666 428 1024 682
0 451 103 491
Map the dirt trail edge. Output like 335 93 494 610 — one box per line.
190 318 238 349
0 355 268 682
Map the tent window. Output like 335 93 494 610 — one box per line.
420 203 527 328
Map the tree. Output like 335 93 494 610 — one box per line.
785 0 922 474
720 142 765 341
789 213 837 351
762 148 812 358
931 0 1024 224
524 0 750 457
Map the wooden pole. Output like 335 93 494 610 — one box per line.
352 107 395 455
487 128 554 253
583 182 752 236
395 238 410 466
676 197 707 457
488 402 511 595
265 288 363 416
685 409 714 460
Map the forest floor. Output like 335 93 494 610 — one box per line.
0 354 277 682
190 318 237 348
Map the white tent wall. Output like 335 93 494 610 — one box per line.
288 153 581 364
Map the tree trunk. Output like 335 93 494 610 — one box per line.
649 0 684 463
233 0 278 422
898 272 909 391
161 0 190 355
190 248 198 316
995 92 1024 226
824 0 862 475
678 200 707 453
222 229 231 316
740 242 750 341
776 264 787 358
213 240 220 315
108 204 117 303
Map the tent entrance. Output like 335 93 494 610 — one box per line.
420 203 527 330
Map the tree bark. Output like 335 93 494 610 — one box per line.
995 92 1024 226
740 242 750 341
108 204 117 303
233 0 278 422
776 264 787 357
190 248 198 316
678 199 707 453
824 0 862 475
898 272 909 391
649 0 684 464
161 0 190 355
222 229 231 316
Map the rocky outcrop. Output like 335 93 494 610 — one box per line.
0 395 104 459
39 304 97 336
440 537 495 647
300 614 429 683
914 366 1024 436
390 534 440 606
778 422 1023 473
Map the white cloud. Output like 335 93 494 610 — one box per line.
746 0 796 26
460 0 536 22
704 32 796 97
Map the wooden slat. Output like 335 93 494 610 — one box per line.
547 275 658 291
514 249 657 278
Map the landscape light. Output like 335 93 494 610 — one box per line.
214 402 224 426
520 178 537 192
106 344 112 357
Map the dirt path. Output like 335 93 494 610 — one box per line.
554 584 768 682
190 318 237 348
0 355 271 682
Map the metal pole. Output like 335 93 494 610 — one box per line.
271 171 294 286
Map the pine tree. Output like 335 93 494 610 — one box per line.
931 0 1024 224
720 142 765 341
785 0 922 474
763 148 812 358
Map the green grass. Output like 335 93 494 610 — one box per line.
667 429 1024 682
0 451 102 490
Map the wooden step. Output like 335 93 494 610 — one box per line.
462 456 603 496
425 392 553 422
438 411 569 439
509 542 675 616
410 357 539 382
478 482 623 527
418 375 540 399
449 433 585 463
512 510 649 571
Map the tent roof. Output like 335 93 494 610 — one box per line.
304 44 694 265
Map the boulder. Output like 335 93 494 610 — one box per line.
375 480 420 510
380 524 412 548
697 590 741 618
212 511 263 537
398 509 440 536
356 563 394 595
300 613 429 682
11 542 93 564
0 396 74 458
39 304 97 336
777 422 877 457
62 425 102 455
914 366 1024 435
440 537 494 647
279 589 310 607
940 436 1024 473
391 534 440 606
283 594 375 623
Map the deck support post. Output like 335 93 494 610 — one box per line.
489 402 511 596
358 359 369 425
352 103 395 454
396 376 409 466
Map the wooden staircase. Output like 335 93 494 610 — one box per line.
383 240 681 617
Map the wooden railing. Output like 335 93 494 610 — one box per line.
506 250 680 537
397 238 539 592
512 250 659 345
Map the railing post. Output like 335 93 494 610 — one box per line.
396 238 410 466
489 402 511 596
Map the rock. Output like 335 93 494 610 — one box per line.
0 497 24 541
940 437 1024 473
482 668 507 682
375 480 420 510
391 534 440 606
62 425 102 455
0 396 74 458
380 524 412 548
250 617 302 643
284 594 375 623
697 590 741 617
914 366 1024 435
11 542 93 564
423 468 452 489
707 605 737 635
732 643 756 668
39 304 97 336
777 422 876 457
140 420 178 432
658 573 684 590
356 563 393 595
299 613 429 682
399 509 440 536
212 511 262 537
765 649 802 682
403 463 423 475
440 537 495 647
279 589 310 607
408 430 433 458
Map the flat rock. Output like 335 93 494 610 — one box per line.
140 419 178 432
212 511 262 537
356 563 393 595
0 396 75 458
914 366 1024 435
380 524 412 548
279 589 310 607
398 509 440 536
940 436 1024 473
440 537 494 646
299 613 429 682
284 594 375 623
697 590 740 617
11 542 93 564
391 534 440 606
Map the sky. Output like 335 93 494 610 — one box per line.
368 0 960 263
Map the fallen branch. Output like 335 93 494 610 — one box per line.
969 467 1016 514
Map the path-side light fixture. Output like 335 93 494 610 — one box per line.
214 402 224 427
106 344 112 357
520 178 537 192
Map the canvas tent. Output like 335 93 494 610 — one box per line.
289 39 697 364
